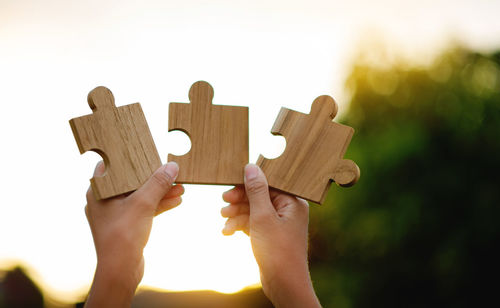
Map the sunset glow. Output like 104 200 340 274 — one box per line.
1 0 499 303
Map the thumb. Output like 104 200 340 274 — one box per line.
130 162 179 208
244 164 275 218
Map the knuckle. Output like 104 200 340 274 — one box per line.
300 199 309 210
272 193 288 205
128 191 156 211
86 187 94 201
245 179 268 195
139 197 155 209
131 193 156 210
296 198 309 213
151 171 173 189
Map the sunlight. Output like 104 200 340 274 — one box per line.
0 1 342 303
1 0 499 304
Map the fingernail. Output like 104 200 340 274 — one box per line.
245 164 259 181
165 162 179 181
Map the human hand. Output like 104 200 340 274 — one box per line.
85 161 183 308
221 164 321 308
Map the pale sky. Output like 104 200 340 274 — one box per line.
1 0 499 303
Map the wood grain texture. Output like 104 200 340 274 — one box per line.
168 81 248 185
257 95 360 204
69 86 162 200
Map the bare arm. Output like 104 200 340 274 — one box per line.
221 164 321 308
84 162 183 308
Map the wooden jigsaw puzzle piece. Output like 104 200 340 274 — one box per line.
168 81 248 185
69 86 161 200
257 95 359 204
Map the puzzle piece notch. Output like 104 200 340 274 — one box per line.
168 81 249 185
258 94 359 204
69 86 162 200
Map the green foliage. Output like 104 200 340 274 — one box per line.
309 47 500 307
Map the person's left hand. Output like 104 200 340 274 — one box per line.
85 161 183 307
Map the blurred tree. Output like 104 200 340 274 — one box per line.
309 46 500 308
0 267 44 308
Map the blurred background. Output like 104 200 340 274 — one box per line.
1 0 499 307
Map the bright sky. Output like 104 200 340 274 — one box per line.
1 0 499 303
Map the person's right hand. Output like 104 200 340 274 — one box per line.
221 164 321 308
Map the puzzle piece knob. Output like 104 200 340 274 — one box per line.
332 159 360 187
87 86 116 112
310 95 338 120
188 81 214 105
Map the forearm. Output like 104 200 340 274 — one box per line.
263 263 321 308
85 264 139 308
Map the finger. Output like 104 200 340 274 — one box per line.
162 184 184 199
155 196 182 216
294 197 310 215
86 162 106 201
129 162 179 210
93 161 106 177
84 204 96 235
271 189 309 211
297 197 309 207
220 203 250 218
269 188 283 199
222 214 249 236
84 204 90 220
269 188 300 202
86 186 96 203
243 164 275 218
222 186 247 203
